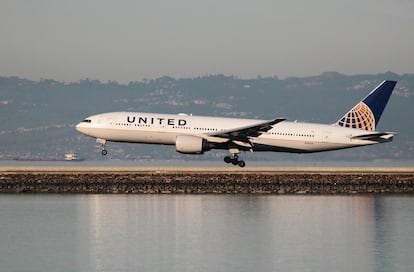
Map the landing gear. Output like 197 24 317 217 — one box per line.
97 138 108 156
224 155 246 167
224 149 246 167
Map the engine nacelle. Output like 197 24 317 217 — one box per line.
175 135 210 154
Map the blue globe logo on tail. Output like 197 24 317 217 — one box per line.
335 80 396 131
336 102 376 131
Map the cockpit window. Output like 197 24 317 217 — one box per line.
82 119 92 123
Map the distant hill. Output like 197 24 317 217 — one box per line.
0 72 413 162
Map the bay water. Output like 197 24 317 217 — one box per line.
1 194 413 272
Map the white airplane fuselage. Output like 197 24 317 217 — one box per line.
75 80 396 167
76 111 387 153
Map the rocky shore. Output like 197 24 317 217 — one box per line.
1 168 413 194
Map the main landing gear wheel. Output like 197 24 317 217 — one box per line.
224 155 246 168
101 149 108 156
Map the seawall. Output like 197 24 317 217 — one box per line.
1 166 413 194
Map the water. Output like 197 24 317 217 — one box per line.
1 195 413 272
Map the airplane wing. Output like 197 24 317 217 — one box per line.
206 118 285 143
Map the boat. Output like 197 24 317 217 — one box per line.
64 152 82 161
14 152 83 162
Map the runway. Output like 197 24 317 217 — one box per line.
1 166 414 174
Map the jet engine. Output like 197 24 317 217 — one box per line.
175 135 211 154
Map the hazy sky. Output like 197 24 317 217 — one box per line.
1 0 413 83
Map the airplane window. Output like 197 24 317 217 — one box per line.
83 119 91 123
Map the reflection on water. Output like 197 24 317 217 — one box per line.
374 197 414 272
0 195 413 272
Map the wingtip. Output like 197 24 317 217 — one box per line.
272 118 286 125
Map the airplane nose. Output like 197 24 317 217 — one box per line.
76 118 93 135
75 122 85 133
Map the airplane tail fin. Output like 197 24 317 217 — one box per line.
335 80 397 131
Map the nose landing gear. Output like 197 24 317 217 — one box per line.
97 138 108 156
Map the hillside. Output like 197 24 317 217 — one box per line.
0 72 413 162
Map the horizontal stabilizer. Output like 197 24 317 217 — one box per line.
350 132 395 142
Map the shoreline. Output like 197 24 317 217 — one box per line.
1 166 413 194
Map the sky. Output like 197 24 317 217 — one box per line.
1 0 414 83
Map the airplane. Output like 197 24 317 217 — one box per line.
76 80 397 167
